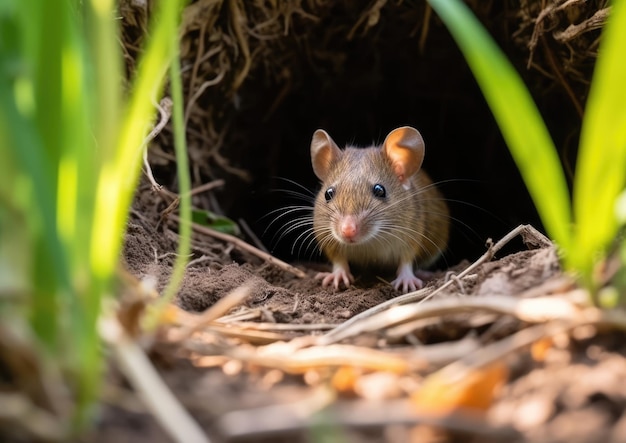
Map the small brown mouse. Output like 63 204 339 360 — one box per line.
310 126 450 293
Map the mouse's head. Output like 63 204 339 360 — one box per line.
310 126 426 247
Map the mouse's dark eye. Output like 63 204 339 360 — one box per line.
372 184 386 198
324 187 336 202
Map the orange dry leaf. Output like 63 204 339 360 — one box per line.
531 337 554 362
158 304 185 325
411 361 509 416
332 366 361 394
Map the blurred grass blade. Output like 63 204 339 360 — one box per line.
145 27 192 329
3 0 190 431
571 2 626 283
427 0 572 251
0 88 73 345
84 0 121 158
90 0 185 283
87 0 186 413
160 42 192 305
0 0 74 346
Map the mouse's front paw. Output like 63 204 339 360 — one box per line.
391 275 424 293
392 263 424 293
315 267 354 290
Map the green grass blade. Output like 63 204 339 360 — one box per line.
144 45 192 328
0 69 73 350
570 2 626 284
90 0 186 282
0 91 70 346
427 0 572 250
3 0 188 428
84 0 121 159
33 0 63 168
160 46 191 304
66 0 124 419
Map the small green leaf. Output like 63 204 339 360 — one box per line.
192 209 241 236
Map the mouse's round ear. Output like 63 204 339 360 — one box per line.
382 126 425 189
311 129 342 181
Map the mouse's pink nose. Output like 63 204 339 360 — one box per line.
340 217 358 242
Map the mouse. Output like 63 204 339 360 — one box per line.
310 126 450 293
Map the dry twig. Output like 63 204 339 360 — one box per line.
0 393 64 442
186 341 417 373
142 97 173 190
176 283 254 340
100 311 210 443
321 225 552 344
217 394 518 440
171 214 307 278
553 7 610 43
224 321 336 331
319 292 587 345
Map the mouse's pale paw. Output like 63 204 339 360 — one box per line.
315 267 354 290
392 263 424 293
391 275 424 293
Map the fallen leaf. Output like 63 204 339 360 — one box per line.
531 337 554 362
411 361 509 416
158 304 185 325
332 366 361 395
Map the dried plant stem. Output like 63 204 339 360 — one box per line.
217 395 517 440
229 0 252 91
160 179 225 217
321 225 550 344
0 393 64 442
177 283 253 339
319 293 587 345
101 315 210 443
418 3 432 53
142 97 173 190
184 71 225 128
187 342 414 373
439 322 570 377
541 36 583 118
238 217 269 253
225 322 336 331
